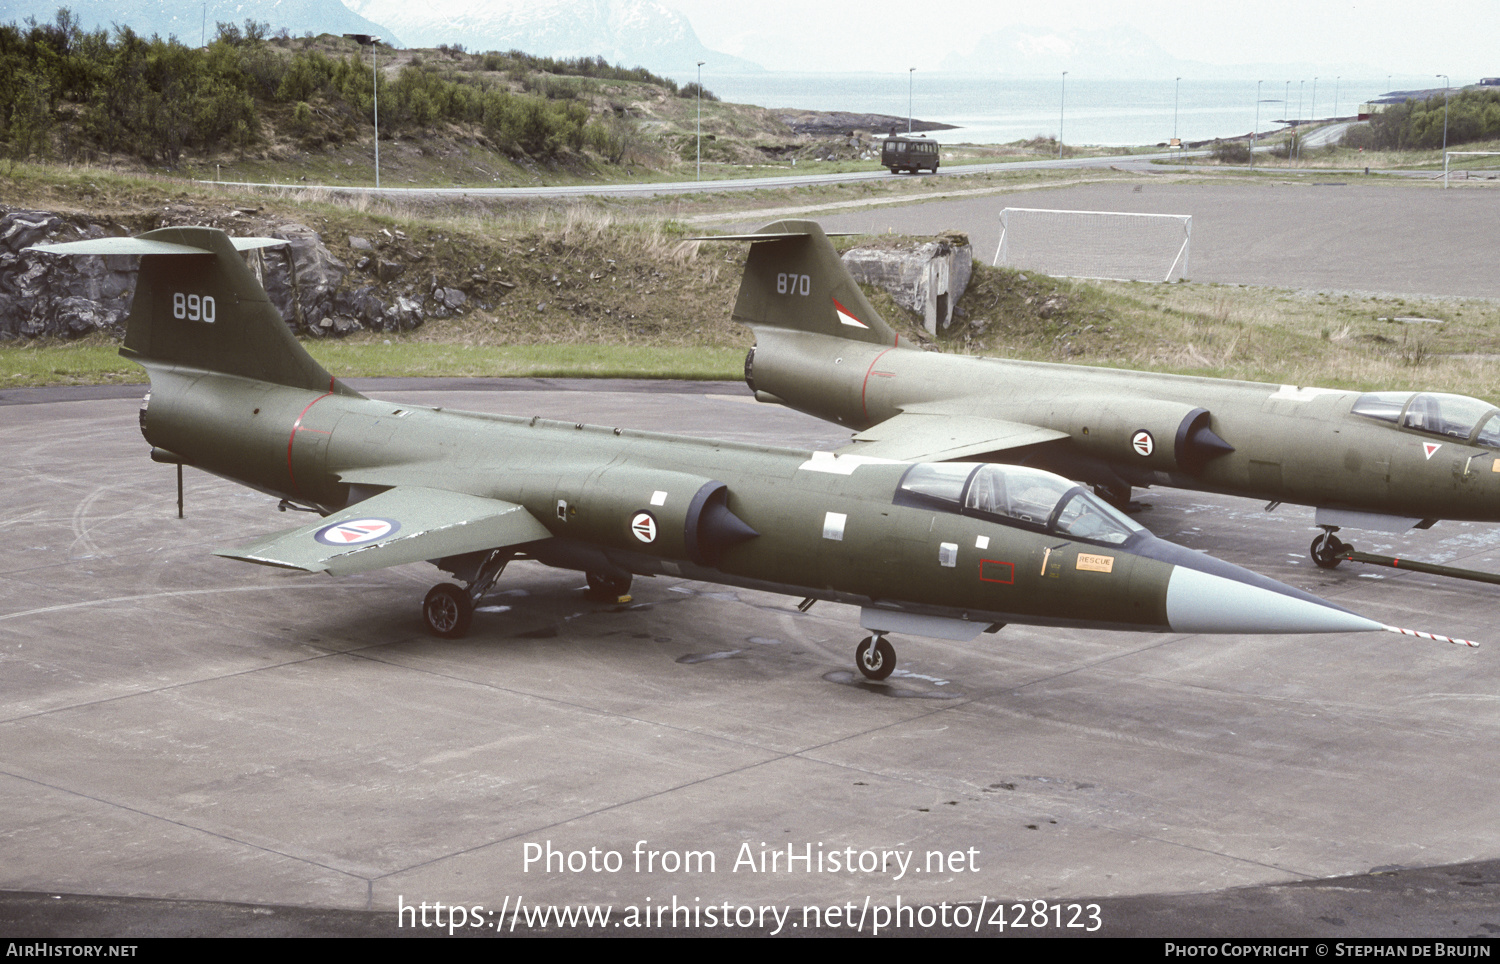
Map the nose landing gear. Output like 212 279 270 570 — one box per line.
1310 528 1350 569
855 633 897 681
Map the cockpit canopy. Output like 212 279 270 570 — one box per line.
1351 391 1500 447
896 462 1146 545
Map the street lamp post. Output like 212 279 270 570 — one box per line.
908 68 914 134
1173 76 1181 146
696 60 705 181
1297 80 1305 158
1439 74 1450 154
1334 75 1341 118
1252 80 1262 167
1058 71 1067 159
1282 80 1290 162
343 34 383 187
1438 74 1451 186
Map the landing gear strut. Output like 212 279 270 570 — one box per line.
1310 528 1350 570
422 549 510 638
855 634 896 681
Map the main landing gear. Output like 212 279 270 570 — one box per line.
421 561 636 639
422 549 510 639
585 570 633 601
855 633 897 681
1310 527 1351 570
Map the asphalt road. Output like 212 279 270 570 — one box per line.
715 178 1500 299
4 379 1500 937
206 150 1197 199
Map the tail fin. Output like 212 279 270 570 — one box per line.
698 220 903 347
29 226 360 397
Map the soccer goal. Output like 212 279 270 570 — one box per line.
1444 152 1500 188
993 208 1192 282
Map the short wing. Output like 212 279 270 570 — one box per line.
29 236 285 255
215 486 552 576
840 410 1070 462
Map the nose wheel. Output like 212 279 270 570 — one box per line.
1310 529 1350 570
855 634 896 681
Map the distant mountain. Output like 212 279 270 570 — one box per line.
340 0 762 71
1 0 399 46
941 23 1379 80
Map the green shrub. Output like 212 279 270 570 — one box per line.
1212 139 1251 163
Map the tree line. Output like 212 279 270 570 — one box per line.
1362 88 1500 150
0 10 702 166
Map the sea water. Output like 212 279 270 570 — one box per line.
696 73 1425 146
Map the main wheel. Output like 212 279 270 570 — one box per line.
586 571 633 599
423 583 473 638
1310 533 1347 570
855 635 896 681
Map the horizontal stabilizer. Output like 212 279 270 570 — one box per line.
843 409 1069 462
29 236 286 256
688 231 855 242
216 486 552 576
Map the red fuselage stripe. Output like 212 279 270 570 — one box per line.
861 348 896 420
286 392 333 493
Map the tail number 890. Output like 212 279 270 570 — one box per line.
173 293 216 323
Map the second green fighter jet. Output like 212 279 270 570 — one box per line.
717 220 1500 570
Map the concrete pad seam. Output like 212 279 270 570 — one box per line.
0 767 375 887
340 644 964 759
0 582 347 627
0 639 351 726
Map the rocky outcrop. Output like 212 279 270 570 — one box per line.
0 211 134 338
0 207 477 341
842 233 973 334
776 111 958 136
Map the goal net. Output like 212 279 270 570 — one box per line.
993 208 1192 282
1444 152 1500 188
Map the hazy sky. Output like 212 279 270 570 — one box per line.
668 0 1499 77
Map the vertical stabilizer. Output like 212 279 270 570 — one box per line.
706 220 901 347
30 226 360 396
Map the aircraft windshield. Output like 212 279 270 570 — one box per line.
1350 391 1411 423
1353 391 1500 443
897 463 1144 545
1401 393 1497 440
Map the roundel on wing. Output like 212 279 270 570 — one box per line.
631 511 658 544
1131 430 1155 457
315 518 399 546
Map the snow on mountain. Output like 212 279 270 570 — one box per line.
340 0 761 71
2 0 398 46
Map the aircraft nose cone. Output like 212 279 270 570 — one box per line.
1165 565 1385 635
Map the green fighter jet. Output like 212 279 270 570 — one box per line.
29 228 1466 681
724 220 1500 570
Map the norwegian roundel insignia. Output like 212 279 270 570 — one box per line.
630 511 658 544
315 518 399 546
1131 430 1155 457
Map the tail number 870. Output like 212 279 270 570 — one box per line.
173 293 217 323
777 273 810 296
